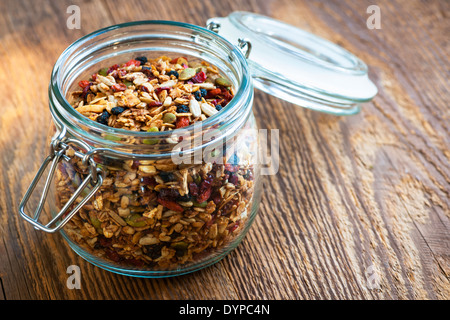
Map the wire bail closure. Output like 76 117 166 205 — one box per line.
18 127 104 233
207 21 252 59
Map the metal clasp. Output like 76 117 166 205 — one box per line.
18 128 104 233
206 21 252 59
237 38 252 59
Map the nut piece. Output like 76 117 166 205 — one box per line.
189 98 201 118
201 103 218 117
139 234 160 246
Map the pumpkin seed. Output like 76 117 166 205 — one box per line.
179 68 196 80
163 112 176 124
126 213 147 228
215 77 231 87
89 212 101 229
98 67 109 76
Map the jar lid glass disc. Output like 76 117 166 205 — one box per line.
207 12 378 115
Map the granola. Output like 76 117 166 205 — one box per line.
55 55 256 270
69 55 234 132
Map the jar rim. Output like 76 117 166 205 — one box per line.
49 20 253 151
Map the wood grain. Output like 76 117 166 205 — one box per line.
0 0 448 300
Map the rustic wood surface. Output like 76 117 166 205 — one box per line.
0 0 448 300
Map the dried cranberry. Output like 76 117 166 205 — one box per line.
140 85 150 93
127 258 145 267
123 59 141 67
206 88 221 98
111 83 127 92
107 64 119 74
154 87 171 94
148 101 163 107
211 192 222 205
196 174 214 203
141 66 153 77
131 160 140 169
189 183 199 197
141 176 156 186
228 221 240 233
191 71 206 83
78 80 90 88
105 249 121 262
228 173 239 185
224 163 238 173
80 83 92 98
196 188 212 204
98 236 112 247
158 188 180 200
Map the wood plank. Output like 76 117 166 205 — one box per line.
0 0 448 300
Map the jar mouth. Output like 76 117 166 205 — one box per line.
49 20 253 155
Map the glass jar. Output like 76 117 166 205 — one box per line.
19 13 377 277
20 21 260 277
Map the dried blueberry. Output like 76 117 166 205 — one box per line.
176 105 190 114
215 104 223 111
178 193 192 202
167 70 179 78
97 111 110 125
110 106 125 115
194 91 202 101
159 171 176 182
135 56 147 65
200 89 207 97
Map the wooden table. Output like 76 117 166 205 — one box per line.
0 0 448 300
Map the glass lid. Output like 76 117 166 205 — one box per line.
207 12 378 115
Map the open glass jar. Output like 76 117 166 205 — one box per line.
19 12 376 277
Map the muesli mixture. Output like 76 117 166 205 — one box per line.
56 55 255 269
